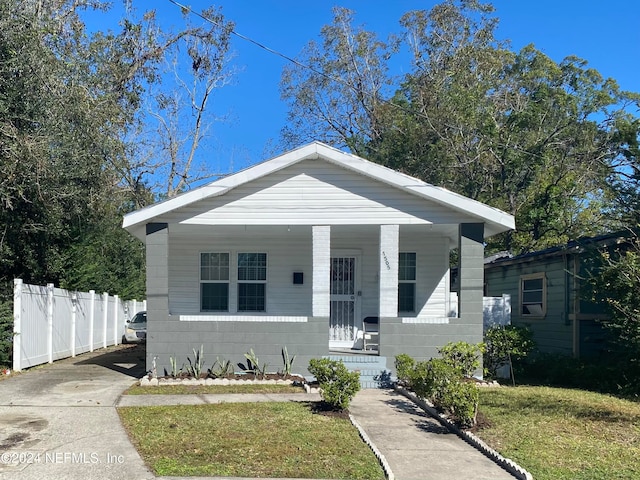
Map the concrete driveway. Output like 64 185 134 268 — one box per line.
0 344 153 480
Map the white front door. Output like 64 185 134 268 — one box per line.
330 256 358 348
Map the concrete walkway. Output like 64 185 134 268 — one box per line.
349 389 517 480
0 345 518 480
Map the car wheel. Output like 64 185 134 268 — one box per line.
122 335 128 344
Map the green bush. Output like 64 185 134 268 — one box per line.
439 380 479 428
519 353 640 396
308 358 360 411
397 353 480 428
394 353 416 387
484 324 535 383
438 341 484 377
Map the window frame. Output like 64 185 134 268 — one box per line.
237 252 267 312
200 252 230 312
398 252 417 314
520 273 546 317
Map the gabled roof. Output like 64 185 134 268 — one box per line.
123 141 515 240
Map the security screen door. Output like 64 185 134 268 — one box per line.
329 256 357 346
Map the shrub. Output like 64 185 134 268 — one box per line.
308 358 360 411
439 380 479 428
394 353 416 387
484 324 535 383
397 354 479 428
438 341 484 377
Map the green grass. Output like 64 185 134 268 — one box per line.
118 402 385 479
124 383 306 395
477 386 640 480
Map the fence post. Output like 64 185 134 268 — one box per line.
102 292 109 349
71 292 77 357
13 279 23 372
113 295 119 346
47 283 54 364
89 290 95 352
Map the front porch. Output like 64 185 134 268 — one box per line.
143 221 486 378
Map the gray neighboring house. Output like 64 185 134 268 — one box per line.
123 142 515 377
483 232 631 358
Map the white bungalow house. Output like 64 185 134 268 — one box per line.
123 142 515 378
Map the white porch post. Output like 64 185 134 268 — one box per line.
379 224 399 317
312 225 331 317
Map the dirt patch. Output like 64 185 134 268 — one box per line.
308 401 351 420
468 410 492 433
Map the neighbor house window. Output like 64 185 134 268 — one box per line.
521 273 546 316
398 252 416 313
238 253 267 312
200 253 229 311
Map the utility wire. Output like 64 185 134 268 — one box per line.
166 0 415 120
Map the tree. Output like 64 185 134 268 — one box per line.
280 6 394 155
589 235 640 356
280 0 640 254
1 1 237 296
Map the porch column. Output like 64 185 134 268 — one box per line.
458 223 484 320
146 222 169 324
379 224 399 317
312 225 331 317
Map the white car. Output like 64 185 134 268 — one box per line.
122 311 147 344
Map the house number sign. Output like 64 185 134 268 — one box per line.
382 251 391 270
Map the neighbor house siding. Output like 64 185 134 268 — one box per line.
160 160 479 227
485 256 573 356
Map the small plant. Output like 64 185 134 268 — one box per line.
240 349 268 379
439 380 479 428
280 346 297 377
165 355 183 377
395 353 416 387
439 341 485 378
185 345 205 378
209 357 234 378
484 324 535 384
308 358 360 411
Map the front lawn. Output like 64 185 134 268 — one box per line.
477 386 640 480
118 401 385 479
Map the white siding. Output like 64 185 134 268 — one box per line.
167 226 452 322
400 234 451 318
162 160 477 227
168 230 313 316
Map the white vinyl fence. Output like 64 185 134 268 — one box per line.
12 279 146 371
449 293 511 330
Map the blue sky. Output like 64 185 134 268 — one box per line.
86 1 640 176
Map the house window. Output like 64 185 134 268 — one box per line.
200 253 229 311
521 273 546 316
238 253 267 311
398 252 416 313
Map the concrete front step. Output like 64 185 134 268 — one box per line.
325 354 391 389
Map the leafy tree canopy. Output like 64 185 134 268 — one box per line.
280 0 640 254
0 0 235 300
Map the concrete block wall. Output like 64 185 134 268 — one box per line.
379 317 483 375
145 316 329 377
